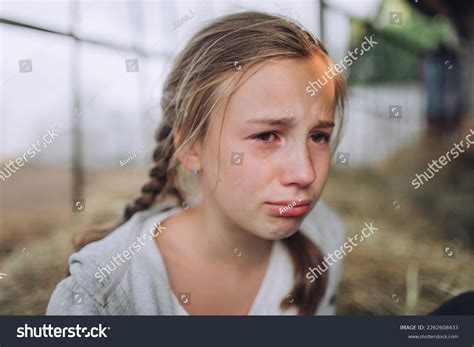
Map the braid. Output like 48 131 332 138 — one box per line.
123 122 184 221
280 231 328 315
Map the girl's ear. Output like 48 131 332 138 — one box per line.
173 129 202 173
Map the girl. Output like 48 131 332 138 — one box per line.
47 11 347 315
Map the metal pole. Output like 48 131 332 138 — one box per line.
70 0 84 202
319 0 325 42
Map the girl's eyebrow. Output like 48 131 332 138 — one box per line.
312 120 335 128
247 117 295 126
247 117 335 128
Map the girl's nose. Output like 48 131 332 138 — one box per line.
279 147 317 187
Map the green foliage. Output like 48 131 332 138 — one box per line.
348 0 456 85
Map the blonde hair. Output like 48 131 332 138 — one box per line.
75 11 346 315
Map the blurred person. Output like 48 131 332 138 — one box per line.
46 11 347 315
422 42 466 136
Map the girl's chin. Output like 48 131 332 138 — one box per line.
268 228 299 240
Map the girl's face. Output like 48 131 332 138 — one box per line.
198 56 337 240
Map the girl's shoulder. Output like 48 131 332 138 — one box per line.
46 199 178 315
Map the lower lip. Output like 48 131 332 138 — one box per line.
265 203 310 217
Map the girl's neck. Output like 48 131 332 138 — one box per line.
183 200 273 266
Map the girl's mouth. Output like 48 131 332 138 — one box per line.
264 200 312 217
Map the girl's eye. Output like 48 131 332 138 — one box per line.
311 132 331 144
252 132 277 143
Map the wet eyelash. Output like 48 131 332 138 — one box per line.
311 132 331 143
252 132 277 143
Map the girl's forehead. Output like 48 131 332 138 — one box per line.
225 57 336 120
202 56 337 141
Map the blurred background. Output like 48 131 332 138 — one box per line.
0 0 473 315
